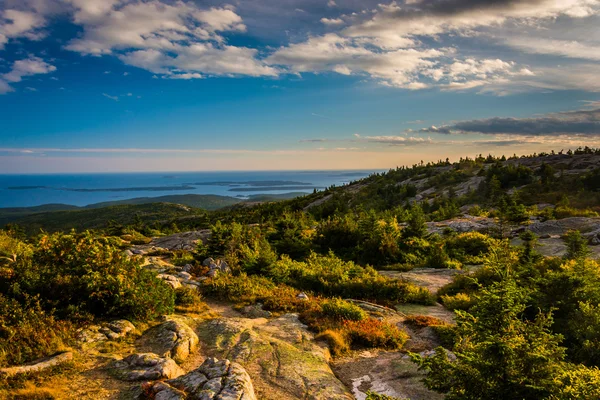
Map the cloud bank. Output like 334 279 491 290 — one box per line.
0 0 600 93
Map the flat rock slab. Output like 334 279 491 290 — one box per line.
332 350 443 400
0 352 73 378
197 314 353 400
380 266 479 294
395 303 455 325
511 237 600 258
143 357 257 400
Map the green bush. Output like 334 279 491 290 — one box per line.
175 287 203 306
365 392 405 400
0 294 73 367
201 273 277 304
551 364 600 400
441 293 475 311
445 232 497 264
321 298 367 321
4 231 174 321
266 253 434 305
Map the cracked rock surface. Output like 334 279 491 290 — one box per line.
142 357 257 400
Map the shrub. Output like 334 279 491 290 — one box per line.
441 293 475 311
551 364 600 400
315 329 350 356
0 294 73 367
365 392 405 400
563 230 591 260
445 232 497 264
175 287 203 306
201 273 277 304
321 298 367 321
431 324 457 349
343 319 409 349
171 251 195 266
267 253 434 306
5 231 174 321
404 315 447 328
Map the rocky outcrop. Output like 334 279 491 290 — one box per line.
157 273 183 289
77 319 136 343
113 353 184 381
427 217 498 235
140 317 199 364
526 217 600 237
142 357 257 400
133 231 211 253
0 352 73 378
197 314 353 400
203 258 230 278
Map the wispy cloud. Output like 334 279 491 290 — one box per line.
102 93 119 101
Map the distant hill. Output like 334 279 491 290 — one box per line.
84 194 242 210
0 192 309 232
5 203 204 234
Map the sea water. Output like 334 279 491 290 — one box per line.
0 170 378 208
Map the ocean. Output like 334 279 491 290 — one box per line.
0 170 378 208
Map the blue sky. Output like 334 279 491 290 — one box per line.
1 0 600 172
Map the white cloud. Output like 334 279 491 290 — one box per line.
102 93 119 101
0 80 13 94
3 56 56 83
504 37 600 61
344 0 600 44
321 17 344 26
327 0 337 8
0 8 47 49
62 0 275 78
267 33 447 88
0 56 56 94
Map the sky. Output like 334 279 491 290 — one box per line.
1 0 600 173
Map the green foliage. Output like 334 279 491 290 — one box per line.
174 286 203 306
0 294 73 367
414 280 565 400
266 253 434 305
201 273 277 304
365 391 406 400
569 302 600 366
441 293 475 311
321 298 368 321
204 221 278 274
2 231 174 321
445 232 497 264
403 205 428 239
563 230 591 260
551 364 600 400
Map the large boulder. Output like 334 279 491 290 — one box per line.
197 314 353 400
140 317 199 363
113 353 184 381
142 357 257 400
